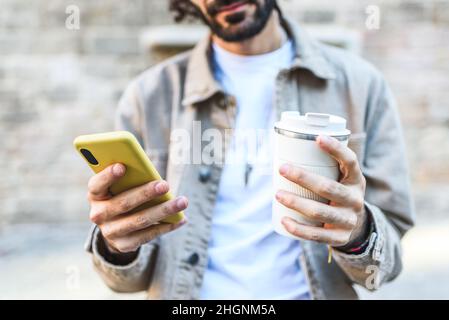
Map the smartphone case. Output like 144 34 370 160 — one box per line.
73 131 184 224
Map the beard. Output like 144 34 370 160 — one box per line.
196 0 277 42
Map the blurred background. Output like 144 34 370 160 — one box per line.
0 0 448 299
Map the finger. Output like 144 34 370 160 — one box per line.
281 217 350 247
90 180 171 223
109 219 187 253
275 190 357 228
104 180 170 220
316 135 362 183
102 196 188 238
88 163 126 200
279 164 358 205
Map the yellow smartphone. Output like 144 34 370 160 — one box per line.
73 131 184 224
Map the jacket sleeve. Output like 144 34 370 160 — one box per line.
333 71 415 290
85 80 160 293
85 225 158 293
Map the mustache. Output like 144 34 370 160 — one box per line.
206 0 257 16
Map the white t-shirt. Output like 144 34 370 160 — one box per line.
199 40 310 299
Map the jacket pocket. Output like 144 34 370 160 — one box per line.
348 132 367 165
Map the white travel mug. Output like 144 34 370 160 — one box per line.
272 111 351 240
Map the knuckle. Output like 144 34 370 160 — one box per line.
293 168 305 181
353 197 365 212
89 207 104 224
347 152 358 168
310 204 326 219
143 183 156 199
320 181 336 195
117 197 132 213
318 206 333 220
134 213 151 229
309 231 321 242
308 208 319 219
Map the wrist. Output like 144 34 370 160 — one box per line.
97 231 139 265
334 207 373 254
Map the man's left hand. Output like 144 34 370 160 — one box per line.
275 135 368 248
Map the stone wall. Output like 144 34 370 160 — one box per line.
1 0 448 227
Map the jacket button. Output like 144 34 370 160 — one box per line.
198 166 211 183
229 96 237 107
219 97 227 109
187 252 200 266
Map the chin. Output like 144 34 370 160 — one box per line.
208 5 268 42
223 16 256 34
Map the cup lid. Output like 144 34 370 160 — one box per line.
274 111 351 137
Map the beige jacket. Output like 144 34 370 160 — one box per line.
85 17 415 299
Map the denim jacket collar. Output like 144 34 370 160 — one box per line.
182 17 336 107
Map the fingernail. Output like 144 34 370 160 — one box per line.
176 197 188 210
279 164 290 176
113 163 125 176
155 181 169 194
318 135 331 144
275 191 284 201
173 219 188 230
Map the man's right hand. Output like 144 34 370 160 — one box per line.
87 163 188 254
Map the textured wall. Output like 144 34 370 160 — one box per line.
0 0 448 227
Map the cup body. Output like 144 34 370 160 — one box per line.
272 127 349 240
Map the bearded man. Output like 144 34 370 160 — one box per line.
84 0 414 299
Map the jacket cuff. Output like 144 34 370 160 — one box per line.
84 224 97 253
86 226 158 292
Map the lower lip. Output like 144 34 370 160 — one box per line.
218 2 248 14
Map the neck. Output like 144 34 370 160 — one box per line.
212 11 286 56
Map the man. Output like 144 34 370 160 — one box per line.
85 0 414 299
